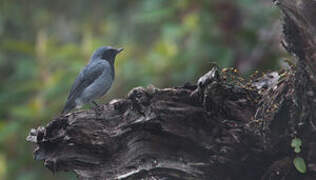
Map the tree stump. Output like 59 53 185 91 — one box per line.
27 1 316 179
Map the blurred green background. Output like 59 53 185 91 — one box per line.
0 0 285 179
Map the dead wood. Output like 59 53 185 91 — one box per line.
27 1 316 179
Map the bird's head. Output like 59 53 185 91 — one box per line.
90 46 124 64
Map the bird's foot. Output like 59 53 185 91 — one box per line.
92 101 103 117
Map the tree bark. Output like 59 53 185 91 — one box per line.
27 1 316 179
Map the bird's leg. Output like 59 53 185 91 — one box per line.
92 101 99 107
91 101 102 116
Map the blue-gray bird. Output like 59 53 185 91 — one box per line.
62 46 123 114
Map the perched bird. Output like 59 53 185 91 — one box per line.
62 46 123 114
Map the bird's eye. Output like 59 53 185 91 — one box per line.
102 51 112 59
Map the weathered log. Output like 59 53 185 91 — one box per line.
250 0 316 179
27 1 316 179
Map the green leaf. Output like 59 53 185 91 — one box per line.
293 157 307 174
291 138 302 149
294 147 301 153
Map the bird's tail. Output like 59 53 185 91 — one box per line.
61 102 76 114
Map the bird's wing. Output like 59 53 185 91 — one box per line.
65 61 107 105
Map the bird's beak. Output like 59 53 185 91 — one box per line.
116 48 124 53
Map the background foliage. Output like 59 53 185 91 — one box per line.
0 0 284 179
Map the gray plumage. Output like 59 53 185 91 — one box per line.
62 46 123 114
